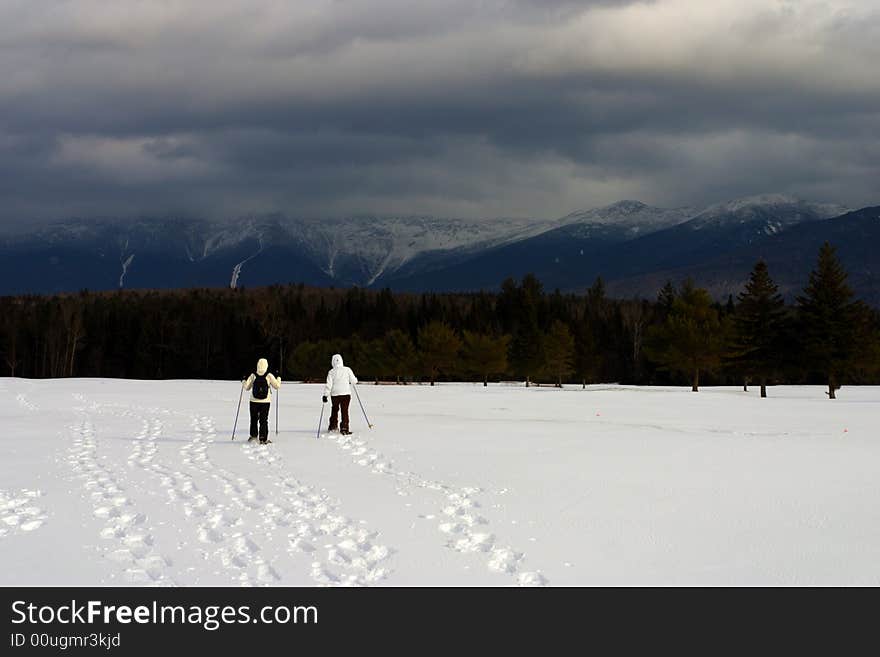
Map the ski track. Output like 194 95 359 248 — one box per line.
66 396 175 585
31 388 533 584
239 431 394 586
323 428 547 586
178 414 281 585
65 394 393 586
0 489 47 537
112 403 281 586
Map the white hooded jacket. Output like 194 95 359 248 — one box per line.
324 354 357 397
243 358 281 403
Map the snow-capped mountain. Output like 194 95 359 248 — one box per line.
557 200 697 239
379 200 703 290
0 195 862 296
380 195 854 293
286 215 555 285
607 205 880 305
683 194 848 233
0 213 556 294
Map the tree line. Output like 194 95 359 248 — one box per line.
1 242 878 397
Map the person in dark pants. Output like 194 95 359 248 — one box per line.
249 402 270 441
329 394 351 434
243 358 281 443
323 353 358 435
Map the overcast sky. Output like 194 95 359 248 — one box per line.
1 0 878 223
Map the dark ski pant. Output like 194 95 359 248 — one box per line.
329 395 351 433
249 401 270 440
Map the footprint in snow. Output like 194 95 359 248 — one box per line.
0 489 48 536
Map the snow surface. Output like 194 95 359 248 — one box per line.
2 380 879 586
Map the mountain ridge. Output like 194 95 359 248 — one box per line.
1 195 872 301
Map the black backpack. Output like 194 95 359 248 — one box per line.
252 373 269 400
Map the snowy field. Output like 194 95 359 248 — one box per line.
2 379 880 586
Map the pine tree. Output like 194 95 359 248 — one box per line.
575 322 600 388
578 278 610 385
645 280 724 392
510 317 542 386
461 331 510 386
724 294 735 316
509 275 544 386
542 320 575 387
587 277 606 308
731 261 787 397
417 321 462 386
496 278 520 333
848 306 880 384
796 242 859 399
657 281 676 318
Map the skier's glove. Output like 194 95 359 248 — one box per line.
322 395 328 403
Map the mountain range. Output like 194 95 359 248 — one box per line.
2 194 878 303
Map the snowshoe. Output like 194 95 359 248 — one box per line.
247 436 258 442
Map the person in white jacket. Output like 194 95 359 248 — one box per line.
323 353 358 435
242 358 281 443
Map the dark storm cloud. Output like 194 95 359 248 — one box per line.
0 0 878 223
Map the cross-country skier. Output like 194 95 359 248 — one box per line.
323 353 358 435
242 358 281 443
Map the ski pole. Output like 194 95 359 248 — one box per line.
231 380 244 440
353 384 373 429
316 402 325 440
